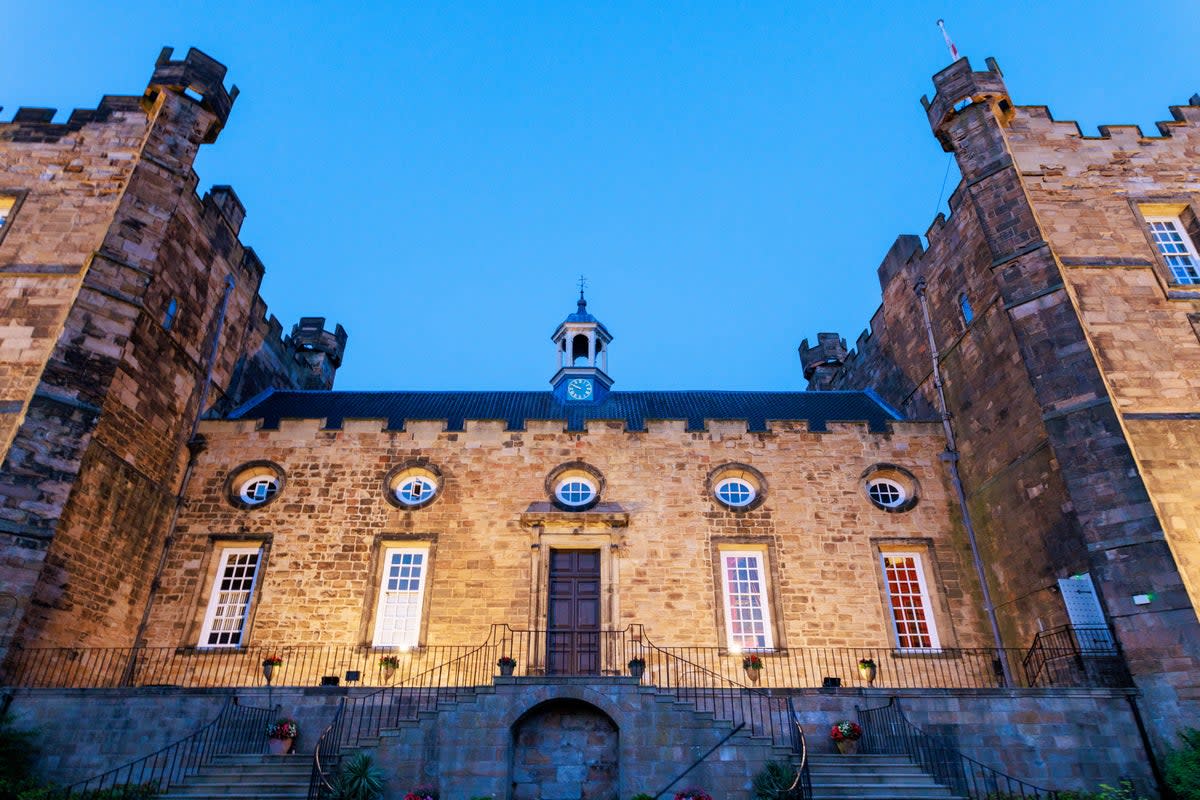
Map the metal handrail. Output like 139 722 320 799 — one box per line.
856 696 1058 799
61 696 278 798
1022 625 1127 688
2 639 1132 690
308 697 346 800
787 696 813 800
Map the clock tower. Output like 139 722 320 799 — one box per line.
551 291 613 403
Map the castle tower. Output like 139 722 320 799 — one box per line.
798 333 848 391
550 291 613 403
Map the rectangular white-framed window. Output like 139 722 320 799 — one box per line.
199 547 262 648
719 548 774 651
880 551 941 651
372 545 430 648
1146 216 1200 285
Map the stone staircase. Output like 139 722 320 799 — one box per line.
156 753 310 800
808 752 966 800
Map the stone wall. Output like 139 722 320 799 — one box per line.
5 685 1155 797
141 416 990 662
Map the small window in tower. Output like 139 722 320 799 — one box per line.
959 293 974 326
0 192 26 245
1146 217 1200 285
163 298 179 331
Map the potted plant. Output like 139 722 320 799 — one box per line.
266 717 298 755
379 654 400 681
627 657 645 680
403 784 438 800
674 789 713 800
262 655 283 683
830 720 862 755
497 656 517 677
742 653 764 683
857 657 877 686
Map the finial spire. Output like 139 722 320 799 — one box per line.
577 275 588 310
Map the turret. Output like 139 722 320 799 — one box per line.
146 47 239 143
550 291 613 403
286 317 348 390
799 333 848 391
921 57 1013 180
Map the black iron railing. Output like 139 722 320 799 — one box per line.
856 697 1058 799
60 696 277 798
1023 625 1128 688
1 637 1131 690
307 625 814 799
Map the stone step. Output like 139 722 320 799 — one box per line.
157 754 312 800
811 786 958 800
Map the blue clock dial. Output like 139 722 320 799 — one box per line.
567 378 594 400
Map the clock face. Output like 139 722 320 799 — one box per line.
566 378 594 400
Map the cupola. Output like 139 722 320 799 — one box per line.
550 290 613 403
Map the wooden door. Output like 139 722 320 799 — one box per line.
547 549 601 675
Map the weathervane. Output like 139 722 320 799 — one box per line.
578 274 588 301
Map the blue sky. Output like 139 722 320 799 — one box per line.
4 2 1198 391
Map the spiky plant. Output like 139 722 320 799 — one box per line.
331 751 385 800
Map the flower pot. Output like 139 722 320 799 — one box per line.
744 667 761 683
499 662 515 677
262 663 275 683
628 662 645 679
268 737 292 755
381 665 395 682
835 739 859 755
858 663 876 686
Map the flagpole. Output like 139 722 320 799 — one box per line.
937 19 960 61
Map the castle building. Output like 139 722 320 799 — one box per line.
0 48 1194 799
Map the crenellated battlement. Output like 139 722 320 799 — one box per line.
0 96 144 142
922 57 1011 152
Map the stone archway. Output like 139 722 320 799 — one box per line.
510 698 619 800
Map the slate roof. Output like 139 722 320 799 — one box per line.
228 389 902 433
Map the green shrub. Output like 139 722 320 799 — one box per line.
331 752 385 800
752 761 799 799
1165 728 1200 800
1058 780 1149 800
629 795 655 800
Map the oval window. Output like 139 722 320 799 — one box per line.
226 462 286 509
715 477 756 508
867 478 906 509
555 477 596 508
396 475 438 506
385 463 443 510
240 476 279 505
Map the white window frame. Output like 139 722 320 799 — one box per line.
1146 215 1200 285
372 545 431 648
714 477 757 508
198 546 262 648
719 548 774 651
880 551 941 651
554 476 597 507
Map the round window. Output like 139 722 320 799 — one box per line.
385 462 443 510
396 475 438 506
867 478 906 508
707 463 767 511
555 477 596 507
715 477 756 507
226 462 285 510
240 476 279 505
860 464 919 512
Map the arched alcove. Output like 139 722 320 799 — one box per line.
510 698 618 800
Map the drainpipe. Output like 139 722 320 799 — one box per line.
124 276 237 682
914 278 1013 687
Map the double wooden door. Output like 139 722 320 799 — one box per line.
547 549 601 675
